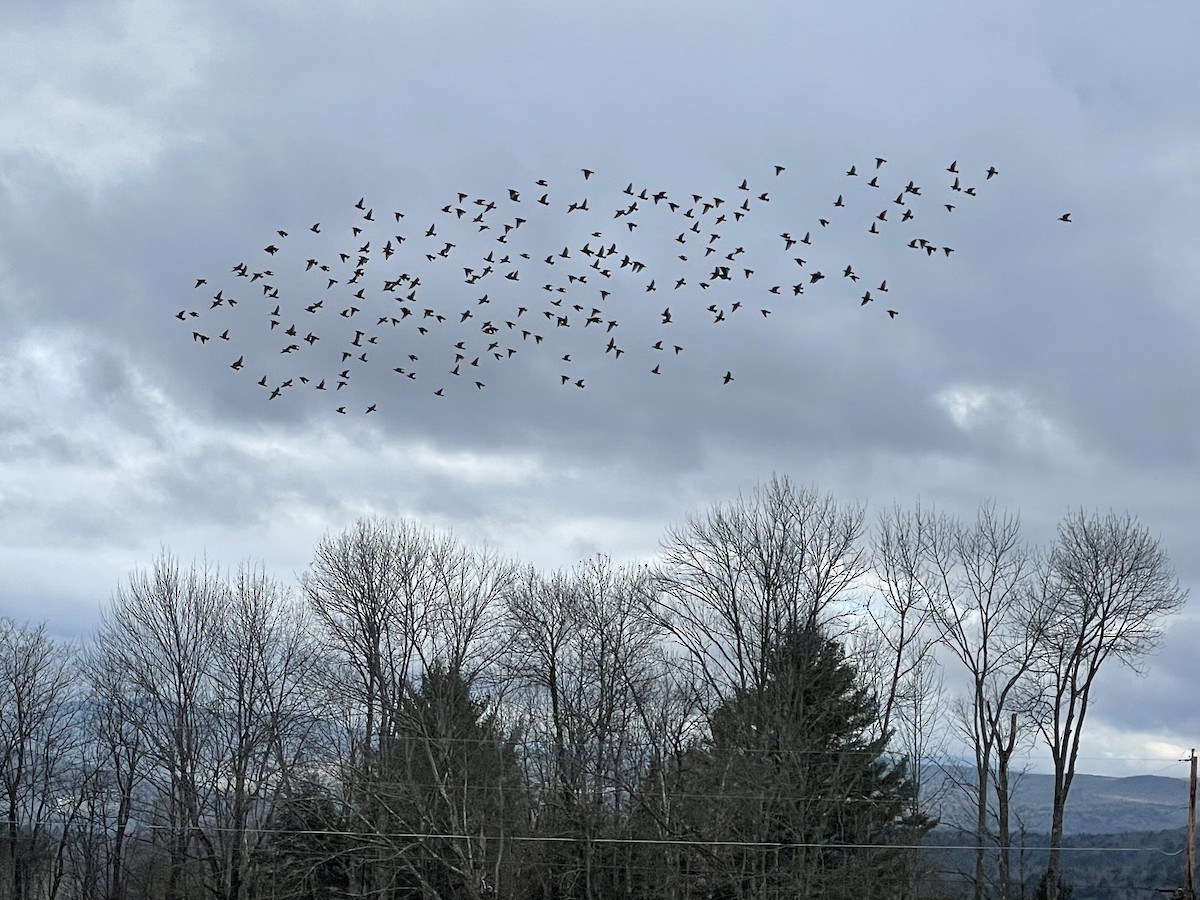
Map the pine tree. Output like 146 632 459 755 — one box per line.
670 625 932 899
1034 869 1073 900
383 664 527 899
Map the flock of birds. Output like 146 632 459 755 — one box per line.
182 159 1070 414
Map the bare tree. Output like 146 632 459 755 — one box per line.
895 502 1044 900
0 619 85 900
303 518 436 896
93 554 323 900
78 646 155 900
94 553 224 900
425 541 516 684
204 566 325 900
505 556 661 900
652 474 868 704
890 652 949 823
302 517 517 899
622 656 707 900
1034 509 1187 900
846 505 954 899
858 503 944 747
303 518 435 758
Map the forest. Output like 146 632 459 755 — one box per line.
0 476 1187 900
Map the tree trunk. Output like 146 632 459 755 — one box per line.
1045 768 1068 900
995 712 1018 900
973 755 989 900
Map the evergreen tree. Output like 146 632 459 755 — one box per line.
382 664 528 900
269 779 353 900
1034 869 1073 900
668 625 932 899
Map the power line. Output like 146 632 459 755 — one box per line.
4 816 1189 855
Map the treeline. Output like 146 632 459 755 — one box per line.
0 475 1187 900
923 827 1189 900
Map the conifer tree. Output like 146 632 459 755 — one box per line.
669 625 932 899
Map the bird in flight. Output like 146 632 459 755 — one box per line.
180 156 1035 414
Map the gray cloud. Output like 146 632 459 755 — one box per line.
0 0 1196 776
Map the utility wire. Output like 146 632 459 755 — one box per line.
4 816 1189 854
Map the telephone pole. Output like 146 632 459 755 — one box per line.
1164 755 1197 900
1188 749 1196 900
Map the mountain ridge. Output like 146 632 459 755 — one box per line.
929 767 1191 835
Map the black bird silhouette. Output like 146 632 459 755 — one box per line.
183 154 1039 411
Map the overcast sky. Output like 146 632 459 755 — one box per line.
2 0 1197 781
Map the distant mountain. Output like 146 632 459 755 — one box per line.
929 767 1191 835
922 826 1190 900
